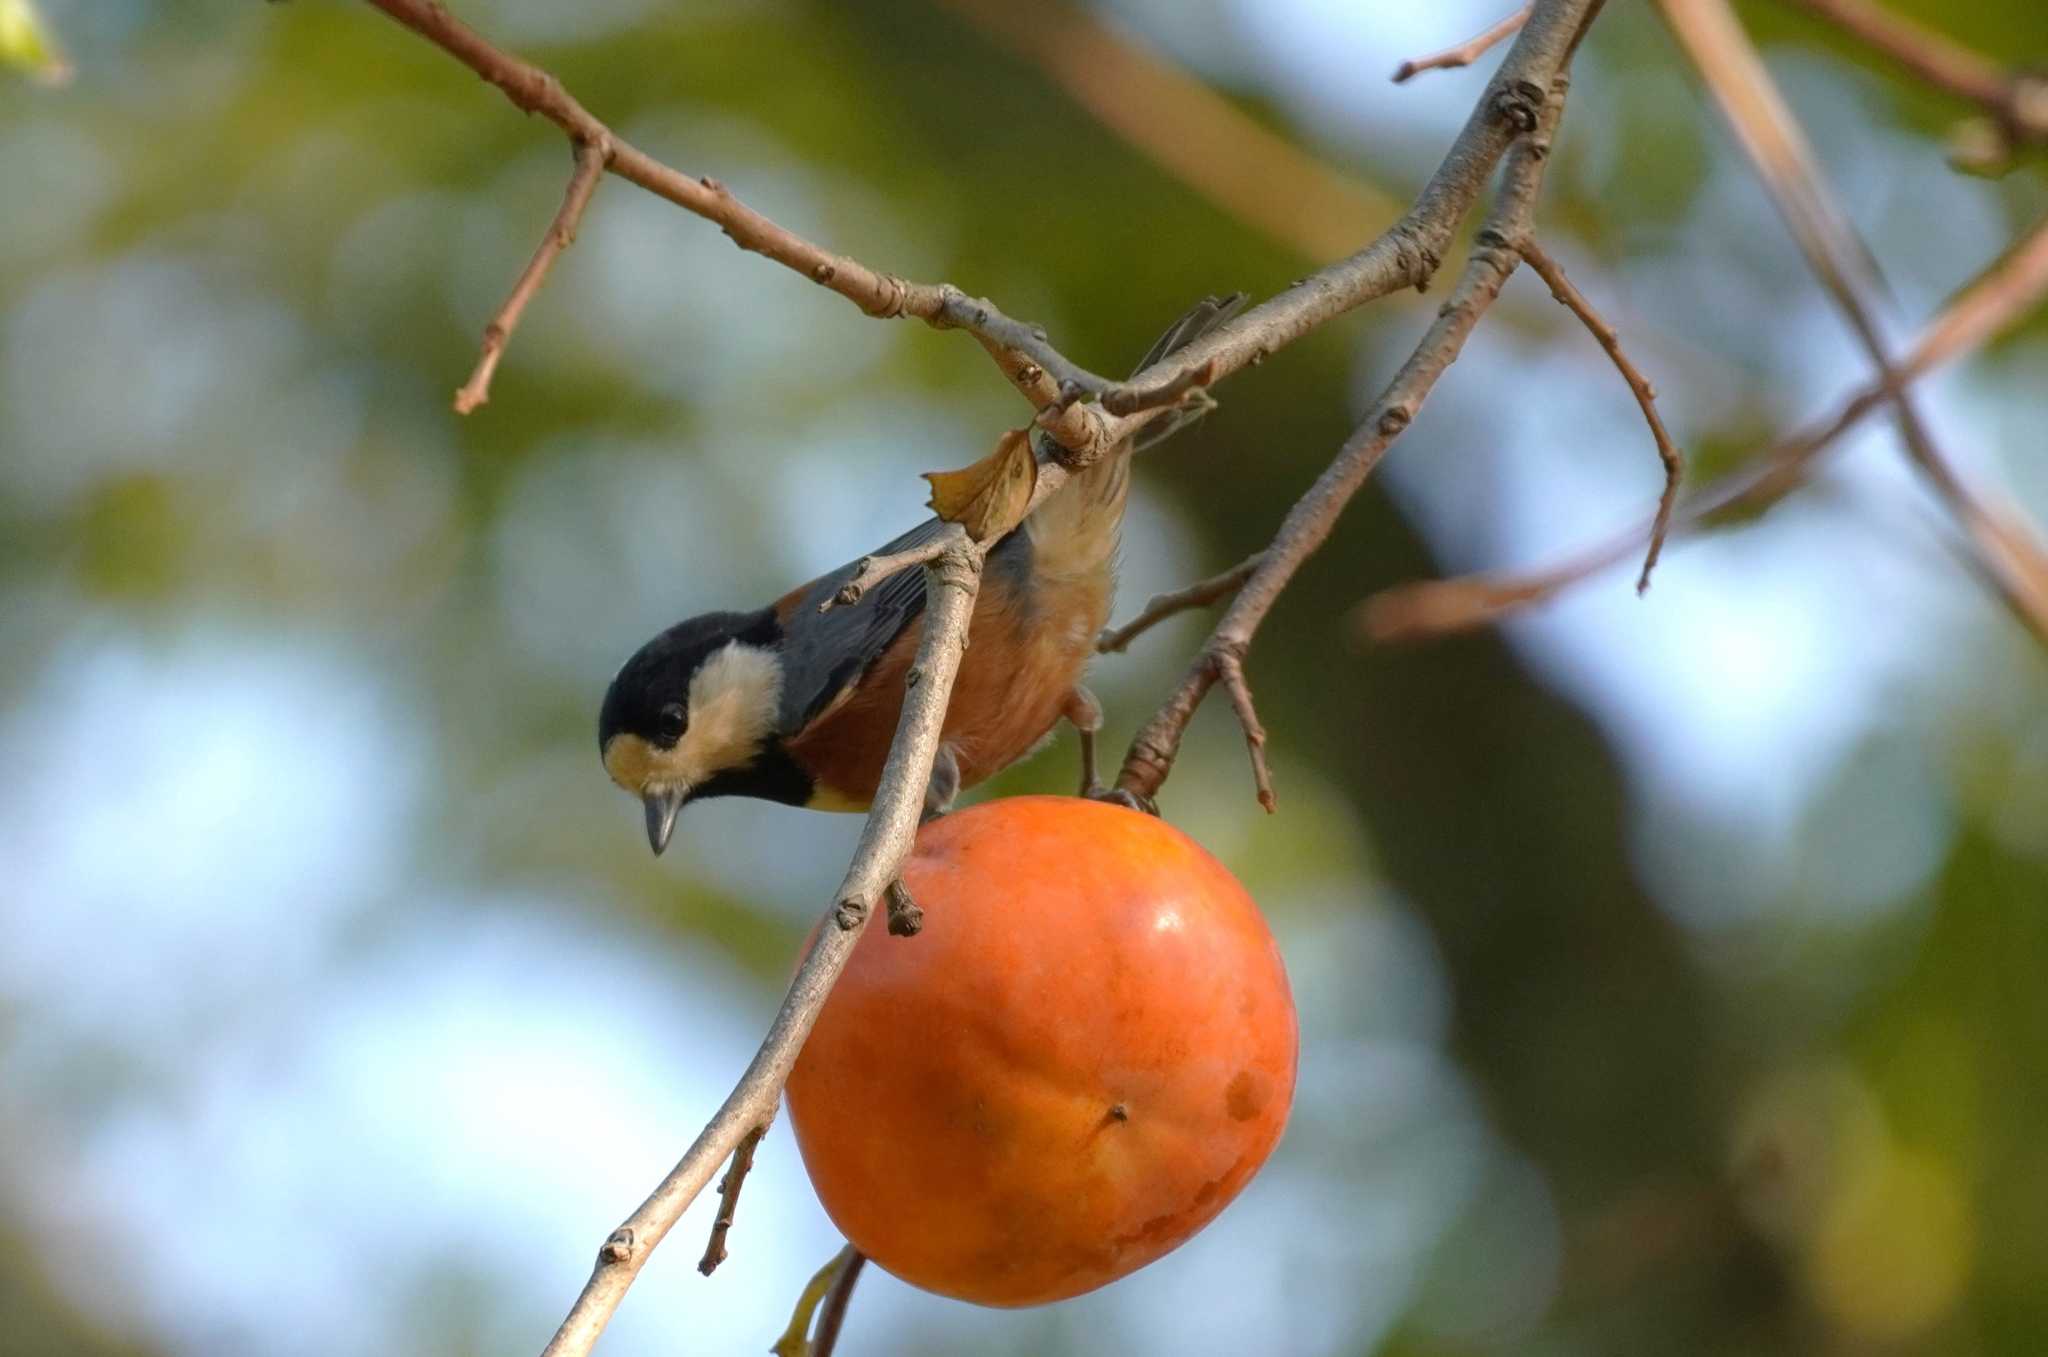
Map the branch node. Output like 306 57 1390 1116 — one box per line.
833 897 868 932
1376 405 1413 436
1491 81 1544 131
885 879 925 937
598 1229 634 1267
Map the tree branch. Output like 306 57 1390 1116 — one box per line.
1088 0 1605 449
454 137 607 414
1659 0 2048 648
1394 6 1534 83
537 541 984 1357
1517 239 1683 593
354 0 1618 1346
1775 0 2048 154
1361 215 2048 639
696 1122 766 1276
1098 553 1264 653
1115 20 1595 809
361 0 1124 456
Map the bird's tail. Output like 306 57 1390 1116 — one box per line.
1127 291 1247 454
1027 293 1246 580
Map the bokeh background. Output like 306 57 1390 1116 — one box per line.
4 0 2047 1353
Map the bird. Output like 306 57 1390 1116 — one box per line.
598 294 1245 855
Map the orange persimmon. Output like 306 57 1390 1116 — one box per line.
785 795 1298 1307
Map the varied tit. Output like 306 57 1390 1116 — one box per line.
599 294 1245 855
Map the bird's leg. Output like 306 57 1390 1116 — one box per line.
1067 685 1161 814
1090 785 1160 816
1062 685 1104 798
921 743 961 823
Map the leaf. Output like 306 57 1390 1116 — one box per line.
922 428 1038 542
0 0 72 86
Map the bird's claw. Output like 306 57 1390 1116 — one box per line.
1086 785 1159 817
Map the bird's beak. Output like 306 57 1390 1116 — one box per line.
643 787 683 856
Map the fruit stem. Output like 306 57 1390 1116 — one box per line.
770 1243 863 1357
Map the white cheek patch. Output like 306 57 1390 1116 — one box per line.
672 642 783 784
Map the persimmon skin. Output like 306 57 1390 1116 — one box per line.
785 795 1298 1307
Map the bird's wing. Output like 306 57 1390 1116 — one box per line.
774 515 950 736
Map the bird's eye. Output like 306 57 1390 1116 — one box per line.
655 703 687 743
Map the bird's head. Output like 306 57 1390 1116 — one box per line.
599 610 784 855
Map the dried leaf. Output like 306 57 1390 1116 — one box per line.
922 428 1038 542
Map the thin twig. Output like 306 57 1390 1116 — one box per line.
1776 0 2048 149
1394 6 1535 83
1116 18 1597 809
696 1122 767 1276
1101 357 1219 416
1361 214 2048 639
810 1249 867 1357
1517 240 1683 592
454 136 608 414
1086 0 1602 448
359 0 1118 457
363 0 1608 473
823 533 962 612
1098 553 1264 652
1660 0 2048 649
1213 647 1275 812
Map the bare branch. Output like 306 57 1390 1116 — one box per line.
696 1121 767 1276
1517 240 1683 592
364 0 1613 475
1394 6 1534 83
1361 215 2048 639
1213 647 1276 812
1116 34 1593 809
1660 0 2048 647
1101 357 1219 417
454 137 607 414
354 0 1618 1346
822 533 962 612
1088 0 1606 447
1098 553 1264 653
1776 0 2048 153
360 0 1121 455
538 541 984 1357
